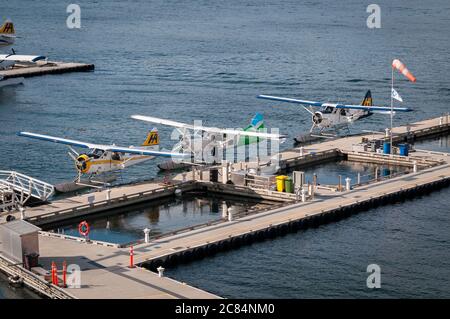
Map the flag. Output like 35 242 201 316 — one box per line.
391 88 403 102
392 59 416 82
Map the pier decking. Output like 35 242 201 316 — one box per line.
0 61 94 79
1 115 450 299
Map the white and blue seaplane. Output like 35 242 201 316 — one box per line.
257 90 412 142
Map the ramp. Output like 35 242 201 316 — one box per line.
0 171 54 212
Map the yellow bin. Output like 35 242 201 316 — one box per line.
276 175 287 192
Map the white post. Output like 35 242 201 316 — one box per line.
413 161 417 173
106 188 111 201
143 228 151 243
385 128 390 138
228 207 234 222
301 188 307 202
157 266 165 278
439 116 444 125
19 206 25 220
357 172 361 185
222 203 228 219
345 177 351 191
222 160 229 184
182 172 187 182
299 146 304 156
192 167 196 181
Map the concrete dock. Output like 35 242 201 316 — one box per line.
1 115 450 299
0 61 94 79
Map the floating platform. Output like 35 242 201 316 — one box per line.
0 61 94 79
1 115 450 299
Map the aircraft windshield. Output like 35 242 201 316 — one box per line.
322 106 333 114
89 148 104 158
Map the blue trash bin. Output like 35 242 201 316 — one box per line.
383 142 391 154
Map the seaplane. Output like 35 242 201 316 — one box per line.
257 90 412 141
131 113 285 170
17 129 188 182
0 19 46 71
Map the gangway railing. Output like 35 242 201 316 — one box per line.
0 171 54 211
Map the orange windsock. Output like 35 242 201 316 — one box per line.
392 59 416 82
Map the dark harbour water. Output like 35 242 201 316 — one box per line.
1 0 450 298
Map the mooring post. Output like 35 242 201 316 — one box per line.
338 175 342 191
357 172 361 185
385 128 390 138
182 172 187 182
19 206 25 220
192 166 197 181
375 167 378 181
106 188 111 201
228 207 234 222
143 228 151 244
413 161 418 173
440 116 444 125
345 177 351 191
222 202 228 219
301 188 307 202
299 146 304 156
222 160 229 184
157 266 165 278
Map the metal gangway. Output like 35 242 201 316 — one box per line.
0 171 54 213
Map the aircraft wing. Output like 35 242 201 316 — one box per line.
257 95 412 112
17 132 187 158
257 95 323 107
334 104 412 112
131 115 195 130
132 115 285 140
0 54 47 63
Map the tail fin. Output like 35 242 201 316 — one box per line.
360 90 372 107
249 113 265 130
0 20 15 34
240 113 265 145
142 128 159 147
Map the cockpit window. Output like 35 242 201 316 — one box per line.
89 149 104 158
322 106 333 114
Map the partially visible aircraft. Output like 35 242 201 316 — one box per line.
0 19 47 71
18 129 187 181
0 20 15 47
257 90 412 135
131 113 285 169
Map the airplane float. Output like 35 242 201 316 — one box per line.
17 129 187 181
257 90 412 139
131 113 285 170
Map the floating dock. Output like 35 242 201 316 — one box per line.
0 61 94 79
1 115 450 299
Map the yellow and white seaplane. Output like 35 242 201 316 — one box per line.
18 130 188 181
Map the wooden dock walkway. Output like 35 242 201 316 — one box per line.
0 61 94 79
135 158 450 269
35 234 219 299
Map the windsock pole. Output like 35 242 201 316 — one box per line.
390 65 394 155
